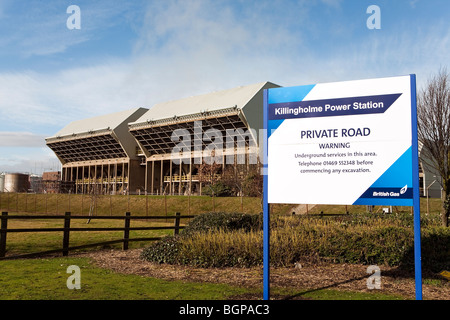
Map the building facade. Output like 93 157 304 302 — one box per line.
46 108 148 194
46 82 279 195
128 82 279 195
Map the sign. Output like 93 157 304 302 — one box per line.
262 75 422 300
267 75 415 206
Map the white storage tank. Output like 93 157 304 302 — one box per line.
4 173 30 192
0 174 4 192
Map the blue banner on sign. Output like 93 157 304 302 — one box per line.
354 186 413 206
353 146 414 206
268 93 402 120
357 187 413 199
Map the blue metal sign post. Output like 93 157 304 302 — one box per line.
262 75 422 300
410 74 423 300
263 89 270 301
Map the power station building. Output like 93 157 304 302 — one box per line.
46 82 279 195
46 108 148 194
129 81 280 195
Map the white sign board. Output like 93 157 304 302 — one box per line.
267 75 415 206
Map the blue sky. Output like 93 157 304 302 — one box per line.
0 0 449 174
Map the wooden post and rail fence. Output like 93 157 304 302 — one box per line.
0 212 194 260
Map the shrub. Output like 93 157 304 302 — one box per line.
140 212 263 265
399 226 450 272
141 214 450 270
421 227 450 272
140 235 181 265
178 229 263 268
181 211 262 236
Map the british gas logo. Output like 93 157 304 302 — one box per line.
370 185 410 198
400 185 408 195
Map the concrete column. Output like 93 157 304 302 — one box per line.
151 160 154 195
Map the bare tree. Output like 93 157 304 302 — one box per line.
197 151 223 196
417 67 450 227
242 163 263 198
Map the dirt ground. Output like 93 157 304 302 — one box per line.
77 248 450 300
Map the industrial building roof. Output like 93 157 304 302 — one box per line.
128 82 280 157
46 82 280 162
129 82 279 129
46 107 148 163
47 107 148 139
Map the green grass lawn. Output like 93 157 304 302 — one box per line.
0 257 252 300
0 257 405 300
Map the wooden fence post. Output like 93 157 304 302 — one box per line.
123 212 131 250
0 212 8 258
63 212 71 256
174 212 181 235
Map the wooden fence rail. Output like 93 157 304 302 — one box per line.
0 212 194 260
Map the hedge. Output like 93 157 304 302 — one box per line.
140 212 450 272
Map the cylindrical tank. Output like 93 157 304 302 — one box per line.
0 174 4 192
4 173 30 192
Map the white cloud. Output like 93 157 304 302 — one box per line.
0 132 46 147
0 147 60 174
410 0 420 8
136 0 310 55
0 62 148 131
319 0 342 8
